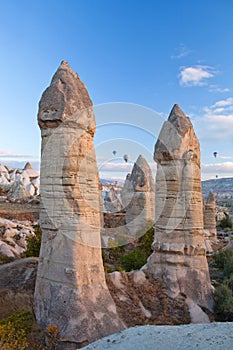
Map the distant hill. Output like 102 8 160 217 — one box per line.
202 177 233 197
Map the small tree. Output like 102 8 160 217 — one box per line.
214 284 233 320
24 225 42 257
219 215 232 229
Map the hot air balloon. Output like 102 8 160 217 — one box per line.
213 152 218 158
123 154 129 163
112 150 117 156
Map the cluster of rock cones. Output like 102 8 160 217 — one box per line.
34 61 215 349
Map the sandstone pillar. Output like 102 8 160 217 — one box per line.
34 61 124 349
204 192 217 238
147 104 213 312
121 155 155 235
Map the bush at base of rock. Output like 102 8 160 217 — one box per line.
214 284 233 321
212 248 233 277
120 249 147 271
23 225 42 257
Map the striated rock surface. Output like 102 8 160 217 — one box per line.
121 155 155 235
204 192 217 238
147 104 213 312
34 61 124 349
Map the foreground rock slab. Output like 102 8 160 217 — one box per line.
34 61 124 349
147 104 213 312
82 323 233 350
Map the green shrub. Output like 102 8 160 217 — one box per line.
218 215 232 229
213 248 233 277
0 253 14 265
224 274 233 293
0 311 33 350
120 249 147 272
0 322 28 350
138 225 154 256
24 225 42 257
214 284 233 320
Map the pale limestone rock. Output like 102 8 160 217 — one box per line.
104 187 122 213
185 298 210 323
147 104 213 312
121 155 155 235
109 271 124 289
9 180 30 199
23 162 39 179
0 241 19 258
3 228 19 239
34 61 124 349
133 270 146 284
0 217 35 259
0 174 11 192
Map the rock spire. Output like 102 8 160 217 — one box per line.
147 104 213 313
34 61 124 349
121 154 155 235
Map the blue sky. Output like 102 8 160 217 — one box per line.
0 0 233 180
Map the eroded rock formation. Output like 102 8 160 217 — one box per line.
121 155 155 235
34 61 124 349
204 192 217 238
147 104 213 313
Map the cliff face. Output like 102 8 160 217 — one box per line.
34 61 124 349
147 104 213 312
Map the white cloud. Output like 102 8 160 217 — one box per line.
179 65 214 86
98 162 133 173
202 162 233 173
213 97 233 108
0 154 35 159
171 44 191 59
208 84 230 93
98 160 157 174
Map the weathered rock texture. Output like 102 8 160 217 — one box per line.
104 187 123 213
34 61 124 349
204 192 217 238
147 104 213 312
121 155 155 235
0 162 40 198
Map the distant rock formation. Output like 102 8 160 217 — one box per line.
204 192 217 238
147 104 213 314
121 155 155 235
104 186 123 213
0 163 40 199
204 192 217 253
34 61 124 349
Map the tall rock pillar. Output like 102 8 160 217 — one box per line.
147 104 213 312
34 61 124 349
204 192 217 238
121 155 155 235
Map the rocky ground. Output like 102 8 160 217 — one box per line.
82 323 233 350
0 199 39 222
